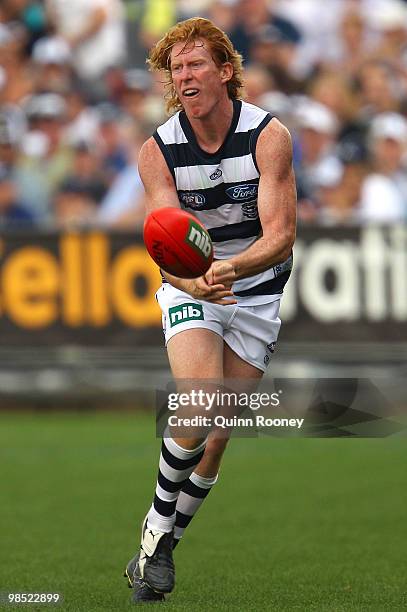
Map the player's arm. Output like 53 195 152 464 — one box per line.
206 119 297 286
139 138 236 304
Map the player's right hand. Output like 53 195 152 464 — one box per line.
183 276 237 305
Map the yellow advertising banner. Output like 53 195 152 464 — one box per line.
0 231 162 344
0 226 406 345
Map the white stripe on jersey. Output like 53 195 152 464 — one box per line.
235 102 269 132
211 235 257 258
193 203 244 230
156 114 187 144
174 154 259 190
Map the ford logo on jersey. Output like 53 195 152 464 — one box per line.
226 184 258 201
179 192 206 210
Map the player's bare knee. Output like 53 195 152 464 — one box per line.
204 436 229 460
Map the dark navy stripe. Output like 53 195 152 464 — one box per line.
179 99 242 164
168 131 253 167
153 494 176 517
161 440 205 470
175 511 194 527
208 219 261 242
182 479 211 499
223 131 255 160
250 114 273 173
178 179 259 211
158 470 189 493
234 270 291 297
153 131 176 180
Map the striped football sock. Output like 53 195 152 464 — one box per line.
146 436 206 533
172 471 219 548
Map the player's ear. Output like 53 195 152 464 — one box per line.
220 62 233 83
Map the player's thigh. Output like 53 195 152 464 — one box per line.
167 328 224 379
157 283 227 380
168 329 224 448
223 342 264 382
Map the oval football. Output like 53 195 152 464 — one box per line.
144 207 213 278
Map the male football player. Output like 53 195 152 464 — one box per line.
125 17 296 603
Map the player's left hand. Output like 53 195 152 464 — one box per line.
205 261 236 287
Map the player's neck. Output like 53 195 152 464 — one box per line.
187 98 234 154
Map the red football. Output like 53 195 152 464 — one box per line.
143 207 214 278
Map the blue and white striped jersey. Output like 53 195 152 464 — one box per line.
154 99 292 304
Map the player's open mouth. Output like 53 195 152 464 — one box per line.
183 89 200 98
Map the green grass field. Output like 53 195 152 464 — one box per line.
1 411 406 611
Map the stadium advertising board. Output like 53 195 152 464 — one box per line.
0 225 405 345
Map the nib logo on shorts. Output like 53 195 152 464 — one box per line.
185 220 212 259
169 303 204 327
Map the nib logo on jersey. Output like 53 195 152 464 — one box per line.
185 221 212 258
169 303 204 327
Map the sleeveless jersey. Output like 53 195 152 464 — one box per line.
154 99 292 305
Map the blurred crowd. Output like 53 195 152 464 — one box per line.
2 0 407 229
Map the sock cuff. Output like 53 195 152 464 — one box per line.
164 434 207 460
147 504 175 533
190 471 219 489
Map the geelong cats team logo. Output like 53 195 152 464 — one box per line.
241 200 259 219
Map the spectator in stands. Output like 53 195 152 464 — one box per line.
355 59 404 120
207 1 237 37
53 181 98 227
63 87 100 147
359 112 407 222
0 165 33 226
275 0 345 78
16 92 73 222
293 98 341 202
332 4 372 77
2 0 48 55
0 11 34 105
307 70 358 127
229 0 301 65
95 101 129 184
0 113 33 226
306 69 365 148
59 140 107 205
315 139 369 226
242 64 275 106
250 21 303 94
31 35 73 95
45 0 126 91
119 68 153 128
97 125 147 228
366 0 407 65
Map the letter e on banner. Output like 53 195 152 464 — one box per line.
3 247 59 328
110 246 161 326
